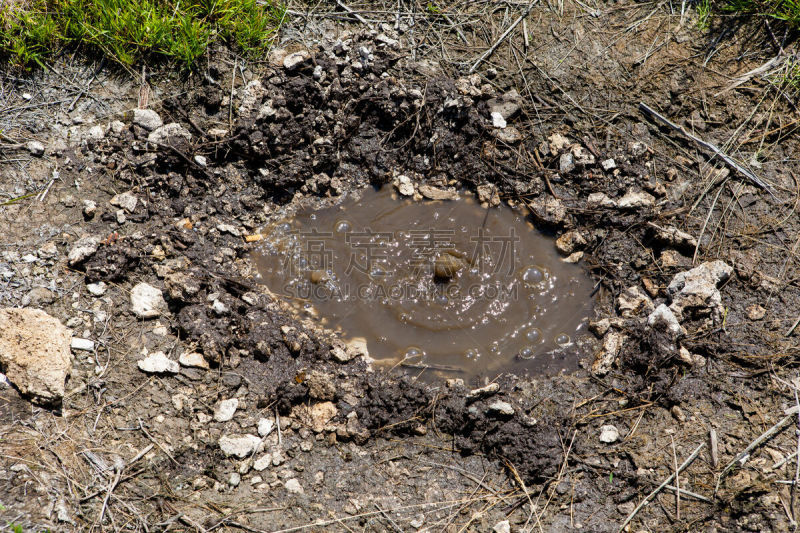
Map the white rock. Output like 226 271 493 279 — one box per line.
571 144 595 166
599 424 619 443
131 109 163 131
214 398 239 422
283 51 310 70
587 192 616 208
617 190 655 209
110 192 138 213
394 175 415 196
194 155 207 167
148 123 191 145
67 236 100 266
137 351 179 374
253 454 272 471
667 260 733 323
130 282 167 319
547 133 571 153
109 120 126 134
86 125 105 141
559 152 575 173
258 417 275 437
219 434 262 458
26 141 45 156
556 231 587 255
216 224 240 237
228 472 241 487
601 158 616 171
86 282 106 296
617 286 654 318
488 400 514 416
592 331 626 376
491 112 507 129
647 304 682 337
0 308 72 404
493 520 511 533
285 478 304 494
70 338 95 352
179 351 209 369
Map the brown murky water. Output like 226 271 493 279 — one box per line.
252 187 594 376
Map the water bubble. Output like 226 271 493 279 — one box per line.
404 347 423 360
275 222 290 233
465 348 479 359
335 220 351 233
519 347 534 359
526 328 543 343
522 266 545 285
555 334 571 346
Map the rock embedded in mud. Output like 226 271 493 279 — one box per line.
285 478 304 494
393 175 415 196
491 126 523 144
283 50 311 71
487 400 514 416
147 123 191 145
137 351 179 374
130 282 167 319
418 184 458 201
487 90 521 121
667 260 733 323
599 424 619 443
110 191 138 213
433 253 463 281
647 304 682 337
476 183 500 206
219 434 262 458
528 195 566 225
617 286 654 318
587 192 615 208
179 351 209 369
555 231 587 256
68 235 100 266
592 331 626 376
258 417 275 437
747 304 766 321
130 109 163 131
0 308 72 404
214 398 239 422
86 281 106 296
493 520 511 533
617 190 655 209
26 140 45 156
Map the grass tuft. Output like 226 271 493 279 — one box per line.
0 0 286 69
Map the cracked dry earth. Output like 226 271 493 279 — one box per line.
1 3 800 532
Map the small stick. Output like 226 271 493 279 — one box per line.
664 484 712 503
618 442 705 532
792 388 800 524
672 436 680 519
336 0 371 26
710 428 719 468
276 408 282 448
717 406 800 491
786 315 800 337
469 0 539 73
638 102 778 199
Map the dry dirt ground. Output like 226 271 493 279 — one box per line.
1 1 800 532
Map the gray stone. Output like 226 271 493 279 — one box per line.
110 192 138 213
148 123 191 145
26 140 45 156
130 282 167 319
667 261 733 323
592 332 626 376
283 51 310 71
493 520 511 533
601 158 616 171
285 478 304 494
131 109 163 131
599 424 619 443
70 338 95 352
617 286 654 318
253 453 272 471
647 304 682 337
491 126 523 144
179 351 209 370
86 282 107 296
137 351 179 374
219 434 262 458
617 190 655 209
559 152 575 173
67 236 99 266
228 472 241 487
487 90 521 120
258 417 275 437
418 184 459 201
0 308 71 404
488 400 514 416
214 398 239 422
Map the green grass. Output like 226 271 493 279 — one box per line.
0 0 286 70
696 0 800 31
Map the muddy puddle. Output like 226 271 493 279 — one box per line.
252 187 594 376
